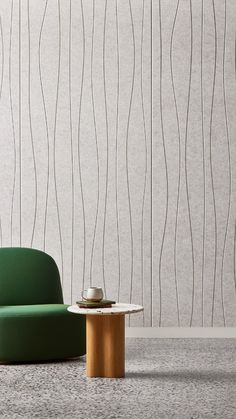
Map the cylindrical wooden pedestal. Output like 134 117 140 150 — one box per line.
86 314 125 378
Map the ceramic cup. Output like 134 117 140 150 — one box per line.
81 287 104 302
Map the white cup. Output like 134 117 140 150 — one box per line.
81 287 103 302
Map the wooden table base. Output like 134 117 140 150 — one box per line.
86 314 125 378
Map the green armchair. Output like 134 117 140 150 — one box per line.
0 247 86 362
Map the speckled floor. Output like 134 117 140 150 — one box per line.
0 339 236 419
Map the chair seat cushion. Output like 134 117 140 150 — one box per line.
0 304 86 362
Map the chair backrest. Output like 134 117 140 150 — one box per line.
0 247 63 305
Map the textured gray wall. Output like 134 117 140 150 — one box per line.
0 0 235 327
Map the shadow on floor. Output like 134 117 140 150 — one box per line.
126 370 236 382
0 356 86 366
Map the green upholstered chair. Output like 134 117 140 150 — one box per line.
0 247 86 362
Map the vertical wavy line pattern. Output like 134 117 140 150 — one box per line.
220 0 231 327
1 1 236 326
141 0 148 325
150 0 153 326
200 0 206 328
115 0 121 302
53 0 64 284
69 0 74 302
158 0 169 327
90 0 100 288
127 0 135 307
102 0 108 299
210 0 218 327
170 0 180 327
185 0 195 327
9 0 16 247
77 0 86 292
27 0 38 248
38 0 49 252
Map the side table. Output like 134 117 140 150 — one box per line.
67 303 143 378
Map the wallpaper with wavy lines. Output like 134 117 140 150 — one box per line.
0 0 236 327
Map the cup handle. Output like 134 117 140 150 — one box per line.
81 290 87 301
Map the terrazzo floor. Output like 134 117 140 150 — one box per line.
0 339 236 419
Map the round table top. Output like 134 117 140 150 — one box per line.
67 303 144 316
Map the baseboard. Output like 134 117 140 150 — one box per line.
125 327 236 338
